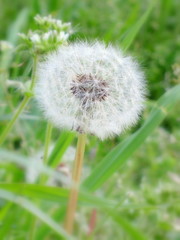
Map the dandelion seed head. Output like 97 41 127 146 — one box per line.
35 41 146 139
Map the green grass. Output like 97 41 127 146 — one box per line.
0 0 180 239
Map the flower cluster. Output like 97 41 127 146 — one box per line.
35 41 146 140
34 15 71 32
19 15 72 54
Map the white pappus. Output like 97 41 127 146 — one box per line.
35 41 146 140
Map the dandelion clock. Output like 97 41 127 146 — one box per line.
35 41 146 234
35 42 146 139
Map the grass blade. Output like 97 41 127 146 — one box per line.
83 85 180 191
0 189 73 240
109 212 147 240
120 1 155 51
6 8 29 44
0 8 29 70
0 183 116 209
48 131 75 168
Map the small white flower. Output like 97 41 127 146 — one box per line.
35 41 146 140
58 32 69 41
42 30 69 42
42 30 57 40
34 15 62 26
34 15 72 32
30 33 41 43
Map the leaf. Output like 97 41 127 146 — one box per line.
0 183 116 209
48 131 75 168
109 212 147 240
0 202 12 221
0 189 73 240
0 9 29 70
120 1 155 51
7 8 29 44
83 85 180 191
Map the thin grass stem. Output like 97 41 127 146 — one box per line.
0 55 38 145
43 122 53 164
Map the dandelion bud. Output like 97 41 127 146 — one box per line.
35 42 146 140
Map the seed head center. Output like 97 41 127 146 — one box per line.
70 74 108 106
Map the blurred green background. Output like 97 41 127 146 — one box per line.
0 0 180 239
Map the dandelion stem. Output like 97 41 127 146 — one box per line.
0 55 38 145
64 133 86 234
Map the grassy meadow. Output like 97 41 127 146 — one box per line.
0 0 180 239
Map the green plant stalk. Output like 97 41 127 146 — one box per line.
43 122 53 164
29 55 38 92
0 96 30 145
64 134 86 234
39 122 53 184
0 55 38 145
